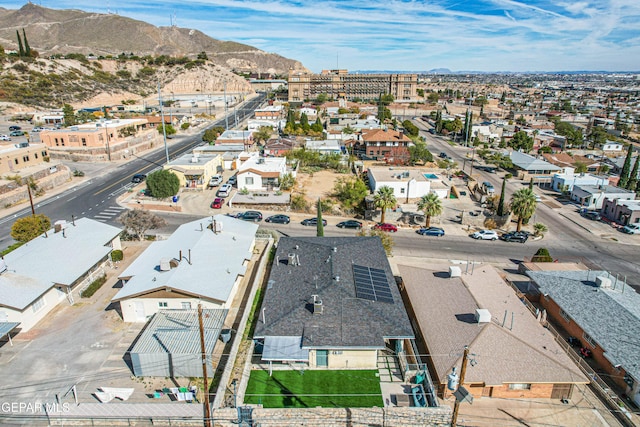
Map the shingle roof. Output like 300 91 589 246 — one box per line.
0 218 121 310
400 264 586 385
362 129 411 143
254 237 414 349
113 216 257 304
527 270 640 382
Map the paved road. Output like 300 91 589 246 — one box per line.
0 94 266 248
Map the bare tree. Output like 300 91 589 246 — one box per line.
118 209 167 241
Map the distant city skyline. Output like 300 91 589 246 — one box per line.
5 1 640 73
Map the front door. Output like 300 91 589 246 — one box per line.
134 302 146 322
316 350 328 367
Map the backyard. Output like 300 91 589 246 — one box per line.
244 369 383 408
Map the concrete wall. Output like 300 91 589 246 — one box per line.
307 349 378 369
119 297 224 323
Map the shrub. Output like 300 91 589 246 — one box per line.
81 274 107 298
180 123 190 130
532 247 553 262
290 194 308 212
111 249 123 262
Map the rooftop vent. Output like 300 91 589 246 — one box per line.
288 253 298 266
312 295 323 315
191 156 199 163
475 309 491 324
54 220 68 233
160 258 172 271
595 276 612 289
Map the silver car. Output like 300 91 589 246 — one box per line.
471 230 498 240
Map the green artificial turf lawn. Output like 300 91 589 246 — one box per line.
244 369 383 408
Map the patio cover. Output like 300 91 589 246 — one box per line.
0 322 20 346
262 336 309 362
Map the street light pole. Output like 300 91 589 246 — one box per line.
158 82 169 164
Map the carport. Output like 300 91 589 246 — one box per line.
0 322 20 346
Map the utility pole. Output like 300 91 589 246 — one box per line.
224 80 229 131
451 346 470 427
26 183 35 216
158 82 169 164
198 304 212 427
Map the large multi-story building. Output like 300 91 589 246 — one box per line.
288 69 417 102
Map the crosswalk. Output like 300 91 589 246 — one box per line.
92 205 126 223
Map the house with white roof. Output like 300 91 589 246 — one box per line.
112 216 257 323
508 151 561 183
551 167 609 193
164 152 222 190
367 168 449 200
601 140 624 153
0 218 122 332
236 155 292 191
570 184 635 210
304 139 343 155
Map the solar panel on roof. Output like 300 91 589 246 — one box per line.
352 264 394 303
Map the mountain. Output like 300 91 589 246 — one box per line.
0 3 307 75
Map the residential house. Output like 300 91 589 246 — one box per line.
367 168 448 200
304 139 343 155
216 130 255 150
263 138 298 157
164 152 223 190
0 143 50 175
602 140 624 153
601 198 640 225
570 185 634 210
112 216 257 323
542 153 600 173
254 237 414 369
526 270 640 406
551 167 609 193
129 309 227 377
247 119 284 133
400 264 587 400
236 155 291 191
359 129 413 165
508 151 562 183
193 144 244 170
0 218 122 332
254 106 285 121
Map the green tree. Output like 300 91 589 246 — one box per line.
146 169 180 198
427 92 439 104
627 155 640 191
574 162 588 174
533 223 548 237
374 186 396 224
253 126 273 145
510 131 533 153
316 198 324 237
450 117 463 141
532 247 553 262
300 113 310 132
402 120 420 138
311 117 323 133
202 126 225 143
196 51 208 60
16 30 24 57
157 124 176 136
314 93 328 104
619 144 634 188
11 214 51 243
497 177 507 216
408 142 433 165
589 126 608 149
510 188 537 232
417 193 442 227
118 209 167 241
62 104 76 126
463 110 473 145
416 88 424 98
279 173 295 191
356 230 393 256
22 29 31 57
333 177 369 211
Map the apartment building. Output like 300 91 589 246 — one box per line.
288 69 417 102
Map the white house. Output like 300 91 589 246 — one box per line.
571 185 635 210
551 167 609 192
367 168 449 200
236 155 291 191
304 139 343 155
0 218 122 332
112 216 258 323
601 140 624 153
247 119 285 132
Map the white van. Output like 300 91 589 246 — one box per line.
482 181 495 195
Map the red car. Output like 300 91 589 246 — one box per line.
374 223 398 232
211 198 223 209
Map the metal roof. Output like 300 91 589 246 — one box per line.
0 322 20 339
113 215 257 303
509 151 561 171
0 218 121 310
130 309 227 355
263 336 309 361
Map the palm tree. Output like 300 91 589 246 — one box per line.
533 223 548 237
510 188 537 232
417 193 443 227
373 186 397 224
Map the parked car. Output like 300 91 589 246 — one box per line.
8 125 21 131
131 174 146 183
0 134 10 141
471 230 498 240
210 198 223 209
417 227 445 237
581 211 601 221
265 214 290 224
227 175 237 186
32 126 44 132
438 152 448 158
208 175 223 187
621 223 640 234
501 231 529 243
301 217 327 226
217 184 232 198
337 220 362 229
237 211 262 222
374 223 398 233
9 131 24 137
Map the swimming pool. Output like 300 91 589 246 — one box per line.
423 173 439 179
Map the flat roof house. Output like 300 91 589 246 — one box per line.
112 216 257 323
570 184 635 210
602 198 640 225
0 218 122 332
254 237 414 370
367 168 448 200
526 270 640 406
163 152 223 190
400 264 587 400
236 155 291 191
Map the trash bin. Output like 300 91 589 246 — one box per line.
220 329 232 343
172 195 179 203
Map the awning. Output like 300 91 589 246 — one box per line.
0 322 20 347
262 336 309 362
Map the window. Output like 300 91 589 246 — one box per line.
181 302 192 309
400 188 405 194
583 332 597 348
158 302 168 308
42 151 47 157
246 177 254 185
508 383 531 390
22 155 29 162
34 153 38 159
81 138 87 146
560 309 571 323
55 138 59 146
32 296 46 313
14 159 18 165
60 138 65 146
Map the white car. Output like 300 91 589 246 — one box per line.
217 184 232 198
621 224 640 235
0 134 11 141
208 175 223 187
471 230 499 240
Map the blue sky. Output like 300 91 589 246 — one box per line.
6 1 640 72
